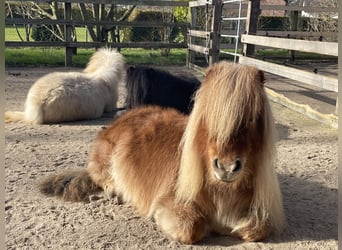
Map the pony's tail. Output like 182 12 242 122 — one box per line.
5 111 25 123
38 169 101 202
5 103 44 124
24 101 44 124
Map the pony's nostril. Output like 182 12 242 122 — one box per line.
213 158 220 169
232 159 242 172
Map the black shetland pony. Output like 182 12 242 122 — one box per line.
125 66 201 114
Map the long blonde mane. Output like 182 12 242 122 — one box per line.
176 61 284 230
83 47 126 93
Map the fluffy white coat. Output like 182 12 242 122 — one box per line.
5 48 125 124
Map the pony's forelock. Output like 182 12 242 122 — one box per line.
202 63 265 148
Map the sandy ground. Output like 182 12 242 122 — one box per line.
5 67 338 249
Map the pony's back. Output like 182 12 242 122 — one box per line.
125 66 200 114
88 106 188 216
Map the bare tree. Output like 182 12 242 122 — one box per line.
30 2 66 41
78 3 137 43
159 7 175 57
284 0 337 42
5 1 35 41
304 0 338 38
6 1 72 42
6 1 136 44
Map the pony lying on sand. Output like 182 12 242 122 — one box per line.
5 48 125 124
125 65 200 114
39 61 284 244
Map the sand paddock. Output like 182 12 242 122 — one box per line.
5 67 337 249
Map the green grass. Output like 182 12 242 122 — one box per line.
5 26 27 42
5 26 89 42
5 47 68 66
6 46 336 67
5 47 188 67
75 27 88 42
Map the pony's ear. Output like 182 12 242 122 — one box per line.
205 66 215 80
127 65 136 73
258 70 265 86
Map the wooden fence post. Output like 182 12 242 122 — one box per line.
209 0 222 65
243 0 260 56
94 3 101 42
289 10 299 61
64 2 72 67
187 5 197 67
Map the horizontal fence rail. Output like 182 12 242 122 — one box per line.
5 41 188 49
260 5 336 12
241 34 338 57
239 56 338 92
256 31 337 40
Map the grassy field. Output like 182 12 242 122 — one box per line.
5 26 89 42
5 47 189 67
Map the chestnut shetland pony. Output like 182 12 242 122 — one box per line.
5 48 125 124
125 65 201 114
39 61 284 244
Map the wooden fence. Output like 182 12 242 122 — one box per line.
5 0 189 66
5 0 338 98
186 0 338 126
187 0 338 93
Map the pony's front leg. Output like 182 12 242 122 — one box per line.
232 217 270 242
154 201 208 244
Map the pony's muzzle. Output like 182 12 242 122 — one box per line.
213 157 243 182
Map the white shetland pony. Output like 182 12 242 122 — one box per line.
5 48 125 124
